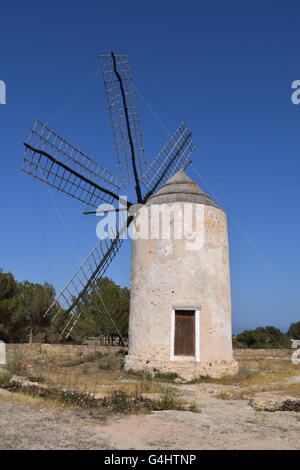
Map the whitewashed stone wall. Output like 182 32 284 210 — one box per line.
125 202 238 379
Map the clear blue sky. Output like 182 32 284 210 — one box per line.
0 0 299 334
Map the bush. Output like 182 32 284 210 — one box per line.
288 321 300 340
189 375 212 384
153 369 180 382
125 368 153 381
101 390 136 413
0 369 12 386
156 386 185 411
234 326 291 349
5 349 26 376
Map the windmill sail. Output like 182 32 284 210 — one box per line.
99 53 146 190
45 217 130 339
23 120 123 208
142 122 195 198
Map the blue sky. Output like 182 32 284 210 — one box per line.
0 0 299 333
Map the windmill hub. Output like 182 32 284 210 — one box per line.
125 171 238 380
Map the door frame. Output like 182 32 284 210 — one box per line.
170 306 201 362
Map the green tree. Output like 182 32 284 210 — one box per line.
19 280 55 342
0 269 57 343
0 268 128 344
234 326 290 349
288 321 300 340
0 270 25 342
77 277 130 342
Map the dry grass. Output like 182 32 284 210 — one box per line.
212 354 300 399
0 386 65 409
234 349 291 359
2 345 299 407
1 345 191 414
223 358 299 387
4 346 162 398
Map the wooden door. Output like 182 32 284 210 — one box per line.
174 310 195 356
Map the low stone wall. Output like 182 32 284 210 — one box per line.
234 349 291 357
6 343 125 355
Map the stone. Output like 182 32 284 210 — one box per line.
248 396 300 412
125 171 238 380
248 397 281 412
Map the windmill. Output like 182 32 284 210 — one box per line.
22 52 195 342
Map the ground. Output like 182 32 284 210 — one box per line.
0 345 299 450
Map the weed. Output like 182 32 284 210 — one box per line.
189 375 212 384
280 399 300 411
0 369 12 386
156 386 185 411
102 390 140 414
6 349 26 376
153 369 180 382
188 400 200 412
125 368 153 381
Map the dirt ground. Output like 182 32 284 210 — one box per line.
1 346 300 450
0 384 299 450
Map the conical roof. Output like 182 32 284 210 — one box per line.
146 170 219 208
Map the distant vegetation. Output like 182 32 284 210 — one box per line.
75 277 130 343
233 325 299 349
0 269 56 343
0 268 299 347
287 321 300 340
0 269 129 344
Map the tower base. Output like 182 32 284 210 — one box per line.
124 355 238 381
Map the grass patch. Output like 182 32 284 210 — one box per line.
152 369 181 382
125 368 153 381
98 352 124 371
0 368 13 386
3 345 298 412
0 349 29 386
187 400 199 412
155 386 185 411
189 375 213 384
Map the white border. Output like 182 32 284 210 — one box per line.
170 308 200 362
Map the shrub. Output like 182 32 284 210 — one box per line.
188 401 199 412
288 321 300 340
125 368 153 381
156 386 185 411
235 326 291 349
189 375 212 384
153 369 180 382
0 369 12 386
2 349 28 378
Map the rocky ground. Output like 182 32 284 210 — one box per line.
1 346 299 450
0 383 299 450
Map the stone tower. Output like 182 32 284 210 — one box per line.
124 170 238 380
